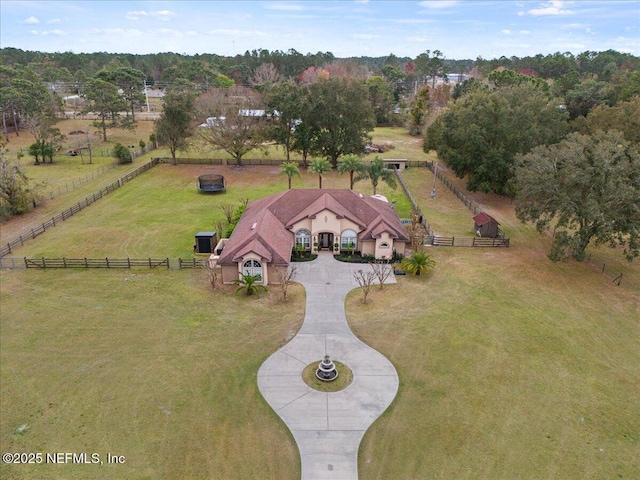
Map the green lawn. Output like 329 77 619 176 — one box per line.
2 125 639 479
0 270 303 480
4 160 412 258
402 165 478 235
351 180 640 479
351 248 639 479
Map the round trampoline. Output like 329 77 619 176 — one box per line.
198 174 226 193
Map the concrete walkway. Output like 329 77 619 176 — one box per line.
258 252 399 480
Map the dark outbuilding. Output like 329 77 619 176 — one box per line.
473 213 500 238
194 232 217 254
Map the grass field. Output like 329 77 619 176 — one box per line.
1 123 639 479
0 270 304 480
2 162 412 258
351 209 640 479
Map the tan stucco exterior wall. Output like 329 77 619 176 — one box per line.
361 241 375 256
221 265 239 284
375 232 394 259
267 265 287 284
291 210 362 252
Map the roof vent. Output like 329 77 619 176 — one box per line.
251 222 257 230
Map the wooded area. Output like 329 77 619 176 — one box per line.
1 46 638 261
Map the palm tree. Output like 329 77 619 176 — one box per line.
337 154 365 190
280 161 300 189
309 158 332 189
400 251 436 275
233 273 268 296
356 156 397 195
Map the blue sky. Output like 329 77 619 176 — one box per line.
1 1 638 59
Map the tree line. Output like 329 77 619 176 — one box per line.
425 65 639 262
1 47 638 262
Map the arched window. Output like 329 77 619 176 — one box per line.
295 229 311 250
341 229 357 249
379 242 389 248
242 259 262 280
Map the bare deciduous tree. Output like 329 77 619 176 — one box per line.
410 209 427 251
203 258 219 291
353 269 376 304
220 204 235 224
371 262 392 290
251 63 284 87
196 87 269 167
274 266 297 301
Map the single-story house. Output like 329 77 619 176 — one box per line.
211 189 410 285
473 212 500 238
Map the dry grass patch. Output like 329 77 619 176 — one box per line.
349 246 639 479
0 269 304 480
302 361 353 392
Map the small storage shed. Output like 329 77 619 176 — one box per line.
383 159 407 170
473 213 500 238
194 232 217 254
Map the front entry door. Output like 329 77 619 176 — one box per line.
319 233 333 250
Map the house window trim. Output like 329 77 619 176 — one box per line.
341 229 357 249
242 259 263 282
295 229 311 250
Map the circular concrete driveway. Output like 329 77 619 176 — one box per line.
258 252 399 480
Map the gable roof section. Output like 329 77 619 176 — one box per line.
285 190 368 229
217 189 409 266
360 196 410 241
218 194 293 266
473 212 499 226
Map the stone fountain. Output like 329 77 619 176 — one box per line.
315 355 338 382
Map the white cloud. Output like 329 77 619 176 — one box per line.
351 34 379 39
125 11 147 20
418 0 458 8
355 0 370 3
155 28 187 37
388 18 432 24
125 10 174 21
527 1 574 16
502 29 512 35
520 30 531 35
41 30 66 36
24 16 40 25
151 10 173 21
406 35 429 42
92 28 143 37
265 2 305 11
206 29 266 37
47 19 62 25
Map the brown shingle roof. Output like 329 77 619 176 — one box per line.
217 189 409 266
473 212 499 226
